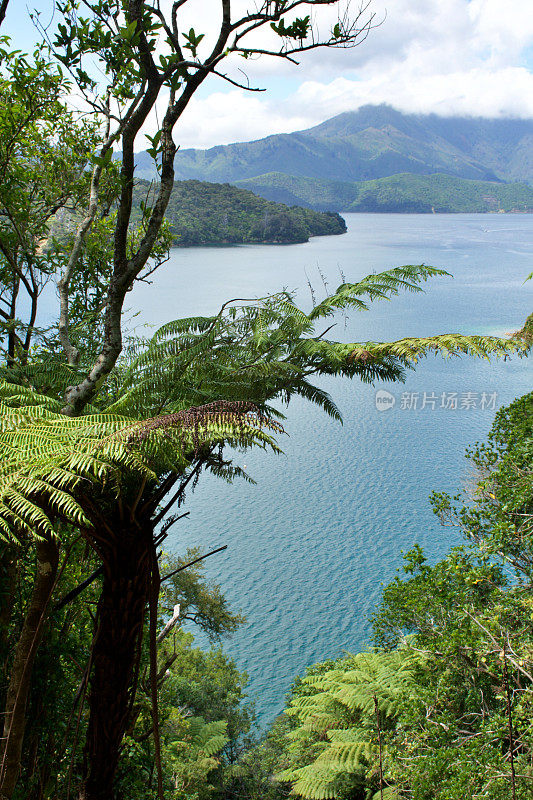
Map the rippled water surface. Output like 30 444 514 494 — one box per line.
127 213 533 724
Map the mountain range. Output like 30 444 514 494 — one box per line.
136 105 533 182
133 105 533 212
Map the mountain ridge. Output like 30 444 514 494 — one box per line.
134 104 533 186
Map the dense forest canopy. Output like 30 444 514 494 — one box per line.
131 180 347 245
235 172 533 213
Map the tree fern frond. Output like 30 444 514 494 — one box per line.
0 391 283 542
0 380 62 411
286 764 349 800
361 333 526 364
293 381 342 421
308 266 449 321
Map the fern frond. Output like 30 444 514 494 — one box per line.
308 265 448 321
364 333 526 363
0 390 283 542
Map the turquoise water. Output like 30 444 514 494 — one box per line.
127 213 533 724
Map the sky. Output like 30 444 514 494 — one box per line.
4 0 533 150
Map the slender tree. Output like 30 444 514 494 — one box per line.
0 50 96 367
43 0 378 414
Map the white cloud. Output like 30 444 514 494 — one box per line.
139 0 533 149
468 0 533 66
169 90 311 149
293 66 533 120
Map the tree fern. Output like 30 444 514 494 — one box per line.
106 269 525 421
0 384 281 543
277 650 421 799
163 714 229 794
0 264 525 796
307 265 449 320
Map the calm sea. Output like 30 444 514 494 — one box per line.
128 213 533 725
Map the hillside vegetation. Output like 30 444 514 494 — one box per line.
349 173 533 212
236 171 533 213
132 179 346 245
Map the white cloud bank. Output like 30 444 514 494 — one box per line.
159 0 533 149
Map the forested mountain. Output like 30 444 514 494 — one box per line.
134 105 533 185
132 180 346 245
236 171 533 213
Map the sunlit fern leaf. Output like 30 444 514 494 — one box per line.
279 763 349 800
153 316 218 340
363 333 526 364
0 391 282 543
0 381 62 411
318 739 376 771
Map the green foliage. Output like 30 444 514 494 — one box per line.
163 715 229 798
236 171 533 213
10 534 100 798
161 550 244 641
271 16 311 41
430 392 533 578
276 649 418 799
4 529 252 797
132 180 346 246
0 50 98 362
116 627 255 800
0 384 280 543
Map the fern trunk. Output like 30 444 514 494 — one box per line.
0 535 59 800
0 545 18 672
80 525 154 800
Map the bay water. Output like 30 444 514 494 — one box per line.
128 213 533 725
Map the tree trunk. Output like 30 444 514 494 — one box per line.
0 545 18 671
80 526 154 800
0 535 59 800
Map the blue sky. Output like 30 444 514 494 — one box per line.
3 0 533 149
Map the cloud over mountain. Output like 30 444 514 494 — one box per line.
156 0 533 149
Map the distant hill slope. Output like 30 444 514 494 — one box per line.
235 173 357 211
348 173 533 213
134 105 533 185
132 180 346 245
235 172 533 213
